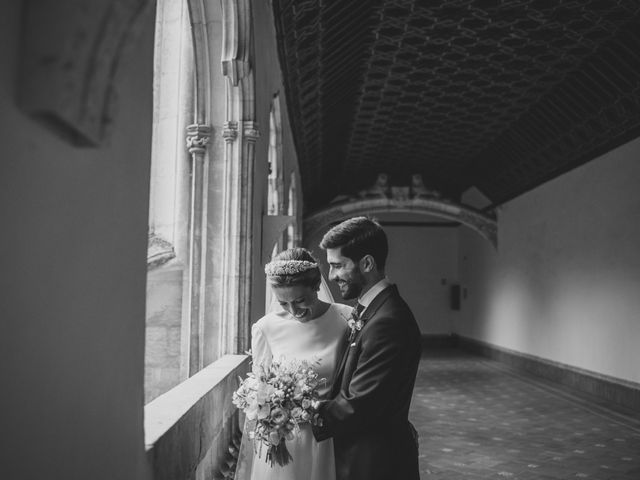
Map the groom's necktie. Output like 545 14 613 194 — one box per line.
354 302 365 318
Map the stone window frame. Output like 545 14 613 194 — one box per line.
145 0 258 402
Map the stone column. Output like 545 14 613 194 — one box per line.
217 0 256 356
238 121 260 352
218 118 260 356
185 123 212 375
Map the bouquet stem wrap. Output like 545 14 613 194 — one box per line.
266 441 293 467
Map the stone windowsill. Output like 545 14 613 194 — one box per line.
144 354 250 479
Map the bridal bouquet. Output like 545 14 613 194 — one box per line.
232 357 325 467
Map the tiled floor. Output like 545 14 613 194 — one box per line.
410 349 640 479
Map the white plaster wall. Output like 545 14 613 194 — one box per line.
0 2 154 479
457 136 640 384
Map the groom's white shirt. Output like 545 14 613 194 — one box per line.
358 277 392 313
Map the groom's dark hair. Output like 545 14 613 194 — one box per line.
320 216 388 270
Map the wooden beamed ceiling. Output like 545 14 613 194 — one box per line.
272 0 640 212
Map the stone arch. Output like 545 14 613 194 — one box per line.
303 197 498 248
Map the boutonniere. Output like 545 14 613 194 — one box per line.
346 312 365 342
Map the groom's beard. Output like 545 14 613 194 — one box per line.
336 270 366 300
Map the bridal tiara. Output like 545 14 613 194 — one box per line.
264 260 319 277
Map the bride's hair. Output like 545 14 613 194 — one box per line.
265 248 321 289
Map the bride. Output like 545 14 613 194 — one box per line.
243 247 351 480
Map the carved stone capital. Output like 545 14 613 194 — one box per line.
223 121 239 143
186 124 212 154
243 121 260 142
147 233 176 269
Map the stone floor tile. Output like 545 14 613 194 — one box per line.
411 349 640 479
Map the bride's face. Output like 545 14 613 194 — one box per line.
274 284 319 322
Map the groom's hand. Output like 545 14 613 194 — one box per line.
311 400 331 441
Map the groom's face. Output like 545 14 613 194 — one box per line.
326 247 366 300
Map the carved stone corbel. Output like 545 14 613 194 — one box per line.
18 0 153 146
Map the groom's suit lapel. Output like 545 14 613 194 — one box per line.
358 284 397 324
331 285 397 396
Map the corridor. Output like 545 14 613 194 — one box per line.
4 2 640 479
411 349 640 479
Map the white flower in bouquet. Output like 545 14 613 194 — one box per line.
232 356 325 467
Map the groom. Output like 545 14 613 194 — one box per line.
313 216 421 480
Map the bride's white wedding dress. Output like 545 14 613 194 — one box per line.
246 302 350 480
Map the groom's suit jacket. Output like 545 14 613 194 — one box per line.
313 285 421 480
